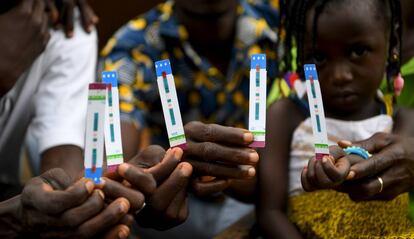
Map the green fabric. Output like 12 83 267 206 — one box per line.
401 57 414 221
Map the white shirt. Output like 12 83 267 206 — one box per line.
0 16 97 184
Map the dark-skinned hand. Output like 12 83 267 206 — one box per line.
7 168 132 239
0 0 50 96
183 121 258 196
301 145 357 191
334 132 414 201
103 145 193 231
45 0 98 38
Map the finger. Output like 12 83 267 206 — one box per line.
184 121 253 145
39 168 73 190
350 132 394 154
58 189 105 227
45 0 58 23
191 178 231 197
185 141 259 165
321 155 350 182
117 163 156 195
99 178 145 211
145 148 181 183
149 163 192 211
301 167 315 191
102 224 130 239
76 198 130 238
19 0 35 13
306 157 318 188
185 159 255 179
61 0 75 38
32 0 46 25
22 177 94 214
177 197 189 223
348 146 400 180
314 159 335 189
329 145 346 159
77 0 98 33
339 177 384 201
164 188 187 222
130 145 166 168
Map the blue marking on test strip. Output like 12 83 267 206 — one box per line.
102 71 118 87
255 102 260 120
251 54 266 70
155 59 172 77
304 64 319 81
93 113 98 131
169 108 176 125
316 114 322 132
110 124 115 142
107 87 113 107
163 77 170 93
92 148 97 167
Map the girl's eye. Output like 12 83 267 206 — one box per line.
312 52 327 65
350 45 369 59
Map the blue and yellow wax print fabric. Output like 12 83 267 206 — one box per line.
101 0 280 148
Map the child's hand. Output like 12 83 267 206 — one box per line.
301 145 352 191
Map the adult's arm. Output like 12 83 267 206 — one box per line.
31 13 97 179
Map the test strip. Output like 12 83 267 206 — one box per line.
155 59 187 149
304 64 329 160
102 71 124 172
249 54 267 148
84 83 106 183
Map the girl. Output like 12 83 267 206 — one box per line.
258 0 414 238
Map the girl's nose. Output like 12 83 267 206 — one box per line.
331 62 353 85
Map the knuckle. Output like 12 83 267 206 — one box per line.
200 142 214 159
184 121 200 135
202 124 215 141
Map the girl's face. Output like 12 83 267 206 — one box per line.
303 1 388 116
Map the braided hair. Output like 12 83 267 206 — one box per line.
283 0 402 93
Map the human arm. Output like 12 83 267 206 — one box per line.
0 0 50 97
30 13 97 179
257 99 304 239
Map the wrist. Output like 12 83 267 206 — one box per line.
0 195 24 236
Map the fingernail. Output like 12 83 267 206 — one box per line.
243 132 254 143
340 140 353 147
87 25 93 33
347 171 355 180
118 228 129 239
67 31 74 38
118 199 130 213
200 176 215 182
322 156 328 163
247 167 256 177
180 162 192 177
249 152 259 163
95 189 105 199
118 164 130 176
85 180 94 193
173 148 183 160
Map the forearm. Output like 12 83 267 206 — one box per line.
41 145 83 182
0 195 23 237
258 209 303 239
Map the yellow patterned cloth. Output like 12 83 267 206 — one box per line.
288 190 414 238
